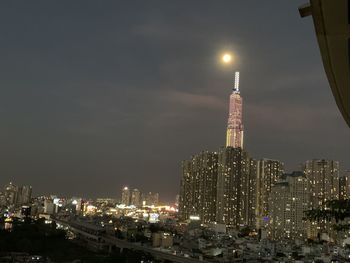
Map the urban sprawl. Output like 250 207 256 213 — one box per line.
1 73 349 262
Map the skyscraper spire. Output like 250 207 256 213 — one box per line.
234 71 240 92
226 71 244 148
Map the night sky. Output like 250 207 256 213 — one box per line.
0 1 349 202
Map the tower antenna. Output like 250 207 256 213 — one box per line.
234 71 240 92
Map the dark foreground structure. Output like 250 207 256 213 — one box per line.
299 0 350 127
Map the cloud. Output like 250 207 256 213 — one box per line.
246 100 339 134
164 90 226 110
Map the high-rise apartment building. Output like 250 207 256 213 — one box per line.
131 189 141 207
244 158 258 227
179 151 218 223
256 159 284 229
0 193 6 206
268 171 309 240
339 171 350 199
121 186 130 206
179 147 257 228
216 147 253 228
304 159 339 208
143 192 159 206
4 182 19 206
304 159 340 238
17 185 32 205
226 72 244 148
1 183 32 207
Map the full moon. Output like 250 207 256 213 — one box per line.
222 53 232 63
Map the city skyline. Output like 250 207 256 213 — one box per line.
0 1 349 201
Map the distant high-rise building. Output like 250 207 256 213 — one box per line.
2 183 32 207
4 182 18 206
339 171 350 199
268 171 309 240
226 72 244 148
17 185 32 205
121 186 130 206
0 193 6 206
175 194 180 207
256 159 284 229
131 189 141 207
179 151 218 223
304 159 340 238
44 199 55 214
143 192 159 206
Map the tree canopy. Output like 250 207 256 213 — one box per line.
305 199 350 231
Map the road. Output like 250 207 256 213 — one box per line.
54 218 209 263
102 235 209 263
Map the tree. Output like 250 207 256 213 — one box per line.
305 199 350 231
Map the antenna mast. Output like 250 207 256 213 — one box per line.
234 71 240 92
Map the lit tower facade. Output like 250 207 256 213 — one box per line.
121 186 130 206
226 72 244 148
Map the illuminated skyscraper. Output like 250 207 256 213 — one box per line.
179 151 218 223
256 159 284 229
143 192 159 206
216 147 255 228
339 171 350 199
304 159 340 238
121 186 130 206
179 148 257 228
268 171 309 240
131 188 141 207
4 182 18 206
17 185 32 205
304 159 339 208
179 71 260 228
244 158 258 227
226 72 244 148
